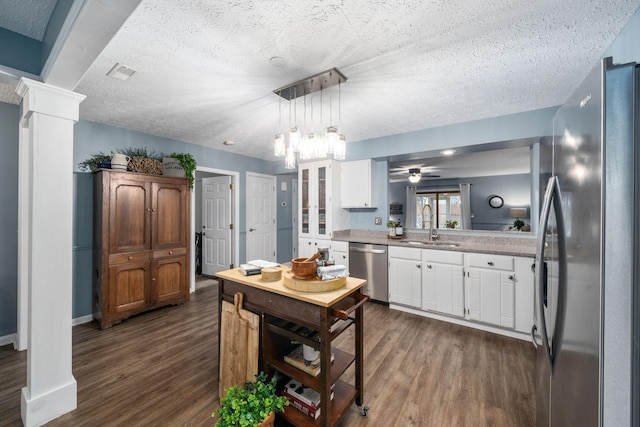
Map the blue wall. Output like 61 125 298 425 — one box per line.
0 28 42 75
0 103 18 337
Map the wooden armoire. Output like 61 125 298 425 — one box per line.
93 170 190 329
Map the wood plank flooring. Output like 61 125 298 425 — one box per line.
0 285 534 426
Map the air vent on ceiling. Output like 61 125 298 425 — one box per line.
107 63 136 81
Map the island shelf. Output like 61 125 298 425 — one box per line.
216 267 368 427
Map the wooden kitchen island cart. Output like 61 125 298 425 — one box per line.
216 267 368 427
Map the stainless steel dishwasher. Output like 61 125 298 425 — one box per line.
349 243 388 304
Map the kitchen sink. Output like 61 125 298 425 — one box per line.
402 241 460 247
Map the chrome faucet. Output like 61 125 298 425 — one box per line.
421 204 433 240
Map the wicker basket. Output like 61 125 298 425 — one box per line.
127 156 163 175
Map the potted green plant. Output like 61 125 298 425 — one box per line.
78 152 112 172
445 220 458 229
387 219 399 236
163 152 196 189
513 218 525 231
213 372 288 427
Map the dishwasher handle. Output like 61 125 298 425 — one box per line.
350 247 387 254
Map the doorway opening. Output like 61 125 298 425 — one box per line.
189 166 240 293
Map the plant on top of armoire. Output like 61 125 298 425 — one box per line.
166 152 196 189
213 372 288 427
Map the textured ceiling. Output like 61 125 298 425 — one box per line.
2 0 640 165
0 0 57 41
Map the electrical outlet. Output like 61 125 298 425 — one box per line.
374 217 382 225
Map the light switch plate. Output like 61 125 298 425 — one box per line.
374 217 382 225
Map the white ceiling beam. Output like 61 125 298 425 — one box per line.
41 0 142 90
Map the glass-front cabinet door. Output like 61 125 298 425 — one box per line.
316 165 327 237
298 161 333 239
301 167 310 235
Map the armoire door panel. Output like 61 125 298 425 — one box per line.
109 178 151 254
109 262 150 317
152 256 186 305
152 182 188 250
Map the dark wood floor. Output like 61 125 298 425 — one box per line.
0 285 535 426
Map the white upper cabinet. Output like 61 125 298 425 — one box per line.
298 160 348 245
340 159 378 208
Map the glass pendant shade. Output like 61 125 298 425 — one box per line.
316 133 328 158
300 132 316 159
284 146 296 169
289 127 301 152
274 133 286 157
333 134 346 160
324 126 338 153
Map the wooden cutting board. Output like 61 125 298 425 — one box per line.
219 292 259 398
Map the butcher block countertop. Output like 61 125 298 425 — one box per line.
332 229 537 257
215 265 367 307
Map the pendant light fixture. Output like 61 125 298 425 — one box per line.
289 87 300 152
333 79 346 161
274 91 285 157
273 68 347 168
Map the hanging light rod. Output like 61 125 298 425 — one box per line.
273 68 347 100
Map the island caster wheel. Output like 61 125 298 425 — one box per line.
358 405 369 417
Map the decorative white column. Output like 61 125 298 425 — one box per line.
15 78 86 427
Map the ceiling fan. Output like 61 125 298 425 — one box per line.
391 166 440 183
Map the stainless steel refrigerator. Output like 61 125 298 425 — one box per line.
534 57 638 426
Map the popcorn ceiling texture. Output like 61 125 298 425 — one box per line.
2 1 639 161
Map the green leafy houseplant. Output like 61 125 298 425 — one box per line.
169 152 196 189
213 372 288 427
445 220 458 229
513 218 525 231
78 152 112 172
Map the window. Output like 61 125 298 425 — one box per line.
415 191 461 229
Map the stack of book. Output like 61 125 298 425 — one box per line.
284 345 334 377
239 259 279 276
281 378 334 420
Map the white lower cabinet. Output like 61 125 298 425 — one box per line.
386 245 534 339
421 250 464 317
388 246 422 308
464 253 515 329
331 241 349 269
298 237 331 259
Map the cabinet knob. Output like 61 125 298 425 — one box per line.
152 208 156 212
128 256 133 260
487 261 494 266
152 277 156 281
147 208 151 212
169 251 173 255
508 275 514 280
427 264 432 269
416 263 421 269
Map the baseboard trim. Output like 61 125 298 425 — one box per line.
71 315 93 326
0 333 16 347
0 316 93 350
389 304 530 341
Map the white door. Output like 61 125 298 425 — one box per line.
202 176 232 276
292 179 298 258
246 173 276 262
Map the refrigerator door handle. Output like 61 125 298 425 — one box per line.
534 176 558 375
